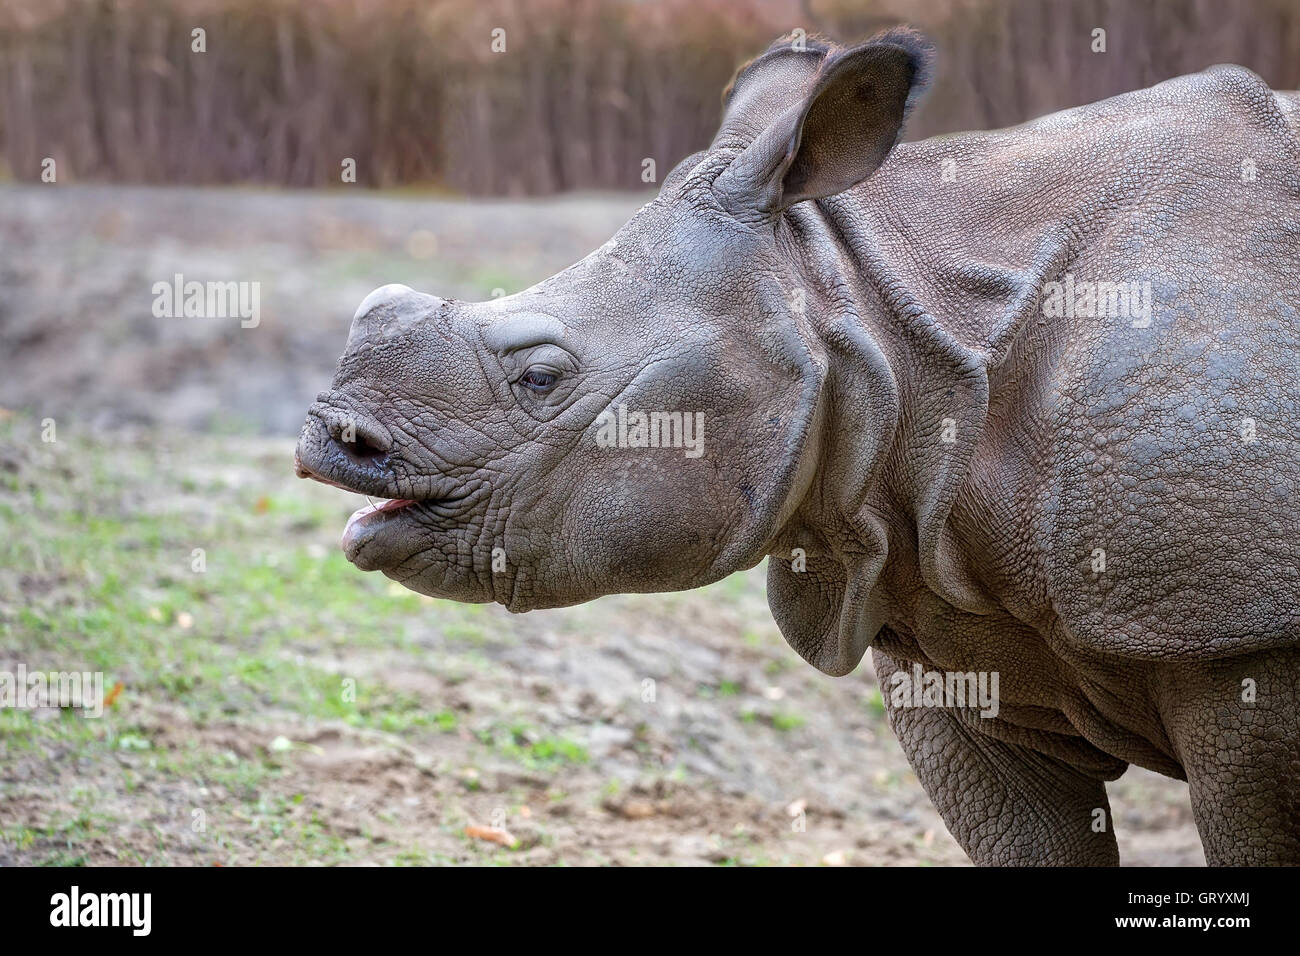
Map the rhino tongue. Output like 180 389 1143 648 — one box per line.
342 498 416 547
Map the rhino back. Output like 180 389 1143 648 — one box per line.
857 65 1300 660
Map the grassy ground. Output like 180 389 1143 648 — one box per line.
0 412 1205 865
0 413 966 865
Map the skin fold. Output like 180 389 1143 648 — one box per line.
296 28 1300 865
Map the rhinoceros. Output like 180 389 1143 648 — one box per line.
295 28 1300 865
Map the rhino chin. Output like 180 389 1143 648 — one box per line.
339 507 428 574
379 563 498 607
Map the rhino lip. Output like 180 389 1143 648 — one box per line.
340 496 418 550
293 453 471 551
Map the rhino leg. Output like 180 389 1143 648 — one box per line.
874 650 1119 865
1155 650 1300 864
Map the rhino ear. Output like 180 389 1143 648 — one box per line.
715 29 931 214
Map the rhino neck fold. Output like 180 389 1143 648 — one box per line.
764 184 1080 672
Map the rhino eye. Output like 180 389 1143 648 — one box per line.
520 369 558 393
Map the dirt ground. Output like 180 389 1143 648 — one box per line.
0 183 1204 865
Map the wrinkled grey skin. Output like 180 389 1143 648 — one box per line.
296 29 1300 865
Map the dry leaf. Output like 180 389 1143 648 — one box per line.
103 681 124 708
465 824 517 847
619 800 656 820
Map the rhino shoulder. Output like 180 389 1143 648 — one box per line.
1271 88 1300 139
1152 64 1300 145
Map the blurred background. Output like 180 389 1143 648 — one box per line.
5 0 1300 195
5 0 1288 865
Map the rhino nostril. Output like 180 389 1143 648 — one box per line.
321 412 390 461
343 432 386 459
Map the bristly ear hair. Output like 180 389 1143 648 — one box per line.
857 26 934 118
734 26 930 114
721 32 840 109
714 26 935 216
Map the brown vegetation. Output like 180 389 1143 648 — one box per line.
1 0 1298 194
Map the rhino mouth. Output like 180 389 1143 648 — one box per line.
293 453 474 560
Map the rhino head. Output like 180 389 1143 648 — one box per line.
295 29 932 675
